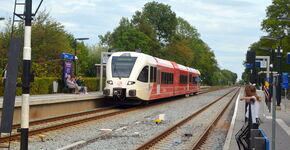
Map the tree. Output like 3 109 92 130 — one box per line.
242 0 290 82
108 18 152 54
98 2 233 86
261 0 290 36
0 11 74 77
136 1 178 42
176 17 200 40
165 39 194 66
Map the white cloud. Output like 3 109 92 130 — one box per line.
0 0 273 80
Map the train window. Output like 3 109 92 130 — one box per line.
189 74 192 83
150 67 157 83
161 72 166 84
154 67 157 82
192 77 196 84
137 66 149 82
180 75 188 84
161 72 173 84
169 73 174 84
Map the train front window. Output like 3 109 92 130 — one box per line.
111 56 137 78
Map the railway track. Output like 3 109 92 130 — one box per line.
135 87 240 150
0 87 217 144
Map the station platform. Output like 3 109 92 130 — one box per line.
0 91 104 108
223 89 290 150
0 92 104 123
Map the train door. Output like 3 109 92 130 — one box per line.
137 66 150 99
187 72 190 91
149 66 157 95
157 68 161 95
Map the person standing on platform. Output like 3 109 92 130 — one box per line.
240 85 261 126
1 65 7 88
236 85 261 149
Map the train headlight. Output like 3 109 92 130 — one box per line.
127 81 135 85
107 80 113 85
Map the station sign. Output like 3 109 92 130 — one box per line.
60 53 75 60
259 61 267 68
246 63 252 68
282 72 289 89
63 61 73 79
245 62 260 68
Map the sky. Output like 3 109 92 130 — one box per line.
0 0 273 80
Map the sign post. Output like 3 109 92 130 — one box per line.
60 53 75 82
282 73 288 112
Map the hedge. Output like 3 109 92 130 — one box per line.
0 77 106 96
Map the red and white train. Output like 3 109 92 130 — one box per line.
103 52 201 105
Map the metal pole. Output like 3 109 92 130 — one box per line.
21 0 32 149
74 40 77 76
277 43 282 107
269 49 275 112
100 52 103 92
272 76 277 150
285 89 287 112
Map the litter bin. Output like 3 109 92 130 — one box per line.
53 81 58 93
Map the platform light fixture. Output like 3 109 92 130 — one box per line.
278 17 290 22
74 37 89 76
261 35 281 41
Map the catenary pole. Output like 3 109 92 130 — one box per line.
21 0 32 149
276 39 282 107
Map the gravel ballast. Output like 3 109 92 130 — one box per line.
10 88 234 150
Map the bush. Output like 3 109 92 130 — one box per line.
0 77 105 96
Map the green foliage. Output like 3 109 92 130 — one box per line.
242 0 290 82
0 11 74 78
261 0 290 36
0 77 103 96
140 1 178 42
98 1 237 86
176 17 200 40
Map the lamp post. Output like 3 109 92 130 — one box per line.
74 37 89 76
278 17 290 22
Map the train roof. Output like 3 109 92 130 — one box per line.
110 52 200 75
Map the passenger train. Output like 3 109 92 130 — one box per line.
103 52 201 105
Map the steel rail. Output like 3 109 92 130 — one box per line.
0 87 215 143
191 88 240 149
11 107 116 129
135 88 238 150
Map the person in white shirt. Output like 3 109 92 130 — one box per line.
240 85 261 126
